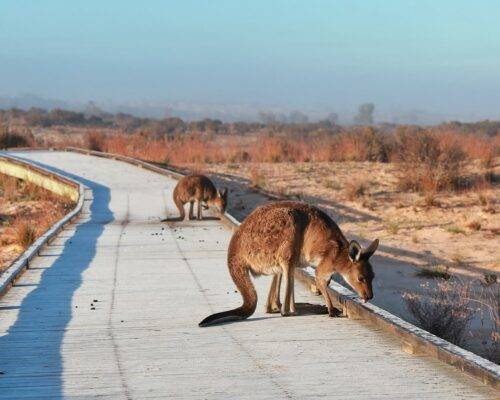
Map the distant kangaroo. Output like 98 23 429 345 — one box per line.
173 174 228 220
199 201 378 326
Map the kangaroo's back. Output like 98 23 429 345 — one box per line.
230 201 346 272
174 174 217 202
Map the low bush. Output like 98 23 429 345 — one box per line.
404 279 473 346
0 128 33 148
14 219 38 249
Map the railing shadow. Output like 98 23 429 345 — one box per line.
0 162 112 399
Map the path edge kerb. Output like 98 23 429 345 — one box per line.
9 147 500 389
0 153 85 298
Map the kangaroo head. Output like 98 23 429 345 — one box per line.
341 239 378 303
212 187 228 214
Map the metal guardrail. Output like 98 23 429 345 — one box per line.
5 147 500 390
0 153 85 297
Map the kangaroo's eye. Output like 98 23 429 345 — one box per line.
358 277 365 283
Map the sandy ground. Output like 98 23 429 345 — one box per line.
177 159 499 361
204 161 499 275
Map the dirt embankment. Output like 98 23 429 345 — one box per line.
0 173 74 272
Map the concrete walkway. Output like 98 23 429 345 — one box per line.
0 151 496 399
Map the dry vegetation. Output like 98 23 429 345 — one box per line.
1 107 499 359
403 279 474 346
0 173 74 272
2 108 499 273
404 278 499 363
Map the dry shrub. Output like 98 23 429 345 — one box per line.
0 128 33 148
0 174 19 202
465 220 481 231
13 219 38 249
345 179 367 200
249 167 267 189
459 133 498 168
85 131 107 152
403 279 473 346
64 127 497 169
469 283 499 363
395 128 466 193
415 264 451 280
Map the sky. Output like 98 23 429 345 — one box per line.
1 0 500 121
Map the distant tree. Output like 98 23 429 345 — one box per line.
288 111 309 124
354 103 375 125
258 111 277 125
49 109 86 125
85 101 105 118
326 112 339 125
164 106 173 118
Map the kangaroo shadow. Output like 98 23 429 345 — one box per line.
0 160 112 399
209 172 380 225
162 216 221 222
294 302 329 315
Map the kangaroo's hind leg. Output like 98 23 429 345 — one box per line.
281 264 297 317
174 196 186 221
197 200 202 220
188 201 196 220
265 273 282 313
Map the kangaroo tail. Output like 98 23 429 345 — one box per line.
199 260 257 327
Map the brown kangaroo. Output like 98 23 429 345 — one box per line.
199 201 378 326
173 175 228 220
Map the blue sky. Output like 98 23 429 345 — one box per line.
1 1 499 120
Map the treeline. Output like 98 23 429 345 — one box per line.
0 106 344 137
1 107 500 139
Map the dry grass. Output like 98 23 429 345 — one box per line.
249 167 267 190
0 174 19 202
345 179 367 200
465 220 482 231
57 128 498 207
415 264 451 280
446 225 466 235
422 191 440 208
13 219 38 248
384 220 401 235
50 126 498 172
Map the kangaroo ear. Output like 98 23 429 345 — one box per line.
220 187 228 198
362 239 379 259
348 240 362 262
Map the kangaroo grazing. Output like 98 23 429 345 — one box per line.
173 174 228 220
199 201 378 327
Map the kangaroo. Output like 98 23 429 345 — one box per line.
199 201 378 327
173 175 228 220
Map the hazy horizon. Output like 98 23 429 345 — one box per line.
1 1 499 122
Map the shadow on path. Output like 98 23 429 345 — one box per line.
0 161 112 399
